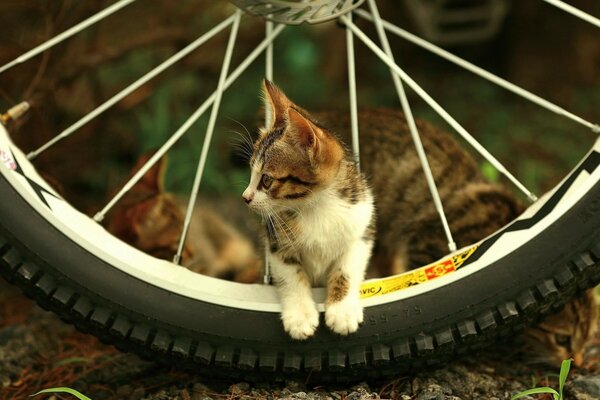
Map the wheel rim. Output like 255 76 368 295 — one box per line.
0 0 598 312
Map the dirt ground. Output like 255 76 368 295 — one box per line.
1 280 599 400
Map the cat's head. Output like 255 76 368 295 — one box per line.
523 289 598 367
242 80 344 213
106 153 193 262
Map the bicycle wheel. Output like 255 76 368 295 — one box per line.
1 0 599 382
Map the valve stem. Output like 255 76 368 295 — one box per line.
1 101 30 125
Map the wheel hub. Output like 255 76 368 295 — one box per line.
229 0 365 24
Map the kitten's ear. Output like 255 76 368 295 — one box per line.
287 108 319 150
262 79 290 129
132 152 167 194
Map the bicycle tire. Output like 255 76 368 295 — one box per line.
1 121 599 382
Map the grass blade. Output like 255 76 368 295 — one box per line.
511 387 560 400
558 358 572 398
30 387 92 400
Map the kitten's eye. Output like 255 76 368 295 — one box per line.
261 174 273 189
555 334 570 346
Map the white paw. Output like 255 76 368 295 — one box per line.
325 299 363 335
281 301 319 340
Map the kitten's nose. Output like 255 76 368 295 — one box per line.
242 189 254 204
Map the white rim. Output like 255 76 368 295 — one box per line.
1 0 598 313
2 123 599 312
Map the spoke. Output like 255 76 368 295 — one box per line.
364 0 455 252
174 11 242 265
0 0 137 75
355 9 600 134
94 23 286 223
27 13 238 161
342 15 539 203
266 20 274 81
345 13 361 169
264 19 275 284
543 0 600 28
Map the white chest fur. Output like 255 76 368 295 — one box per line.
295 188 373 284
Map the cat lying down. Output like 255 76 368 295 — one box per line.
105 152 262 283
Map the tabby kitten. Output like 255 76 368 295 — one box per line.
243 80 375 339
314 109 523 274
106 152 262 282
522 289 599 367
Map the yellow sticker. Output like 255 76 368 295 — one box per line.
359 244 479 299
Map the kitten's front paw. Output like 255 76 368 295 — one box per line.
281 302 319 340
325 299 363 335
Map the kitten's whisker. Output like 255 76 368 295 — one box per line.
273 203 301 215
227 117 255 145
228 130 254 150
268 206 297 253
227 119 255 153
267 214 285 248
228 133 254 160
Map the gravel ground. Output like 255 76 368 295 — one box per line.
1 280 599 400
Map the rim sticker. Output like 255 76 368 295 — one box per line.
359 244 480 299
1 148 16 170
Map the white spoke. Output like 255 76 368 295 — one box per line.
365 0 455 252
346 14 361 169
543 0 600 28
342 14 538 203
174 11 242 265
27 13 238 161
93 22 286 223
0 0 137 75
354 9 600 134
264 19 275 284
266 20 274 81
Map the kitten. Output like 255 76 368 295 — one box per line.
522 289 599 367
243 80 375 339
106 152 262 283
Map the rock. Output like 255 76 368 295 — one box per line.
191 394 214 400
346 387 378 400
229 382 250 395
416 391 445 400
192 382 211 393
286 379 307 393
570 375 600 400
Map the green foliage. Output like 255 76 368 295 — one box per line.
481 161 500 182
511 359 572 400
31 387 92 400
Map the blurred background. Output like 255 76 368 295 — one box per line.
0 0 598 215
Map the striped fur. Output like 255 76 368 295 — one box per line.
314 109 524 276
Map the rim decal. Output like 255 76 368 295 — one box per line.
359 244 479 298
0 148 16 170
463 150 600 266
7 148 58 210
